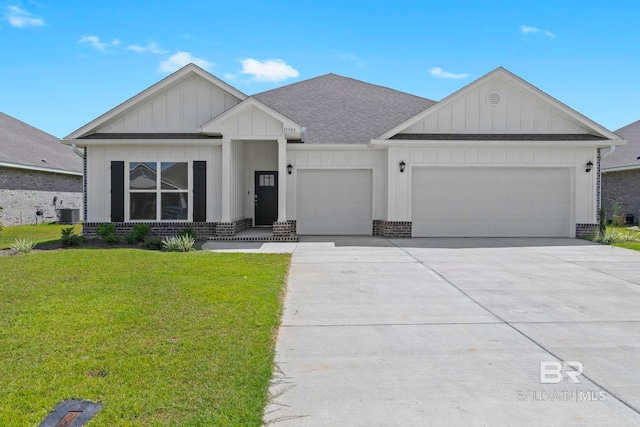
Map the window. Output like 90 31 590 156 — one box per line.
129 161 189 221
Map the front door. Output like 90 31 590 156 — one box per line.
255 171 278 226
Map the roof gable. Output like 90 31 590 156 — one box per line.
200 97 302 139
253 73 436 144
65 64 247 139
0 112 82 173
380 67 621 141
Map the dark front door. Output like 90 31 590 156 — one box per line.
255 171 278 226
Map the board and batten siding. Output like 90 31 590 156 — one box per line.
286 148 387 221
220 106 285 138
399 77 588 134
387 146 597 227
86 146 221 222
95 75 241 133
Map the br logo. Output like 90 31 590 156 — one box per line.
540 361 584 384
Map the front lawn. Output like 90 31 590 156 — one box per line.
0 249 290 426
0 223 82 249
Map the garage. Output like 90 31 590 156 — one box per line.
412 167 572 237
297 169 372 235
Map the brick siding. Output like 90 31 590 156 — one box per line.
602 169 640 224
0 167 83 226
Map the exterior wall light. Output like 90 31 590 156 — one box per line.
586 161 593 173
399 161 406 173
287 163 293 174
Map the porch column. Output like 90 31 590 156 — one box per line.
277 137 287 222
221 138 231 222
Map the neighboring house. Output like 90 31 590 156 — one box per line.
601 119 640 222
63 64 624 238
0 112 83 226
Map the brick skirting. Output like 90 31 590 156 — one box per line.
575 223 598 238
83 222 216 238
373 220 412 238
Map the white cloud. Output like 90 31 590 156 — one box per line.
240 58 299 82
127 41 168 55
159 51 212 73
520 25 555 38
429 67 469 79
78 35 108 51
6 5 44 28
78 35 121 52
339 52 366 67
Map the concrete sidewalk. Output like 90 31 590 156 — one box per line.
263 237 640 426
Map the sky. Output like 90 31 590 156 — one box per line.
1 0 639 139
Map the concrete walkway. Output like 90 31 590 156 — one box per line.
213 237 640 426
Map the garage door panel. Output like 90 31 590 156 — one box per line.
412 167 571 237
297 169 372 235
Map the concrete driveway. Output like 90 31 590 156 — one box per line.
262 237 640 426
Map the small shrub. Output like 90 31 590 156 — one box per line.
143 237 163 251
124 232 137 244
61 227 83 247
11 238 34 254
133 224 151 242
96 223 121 245
162 235 195 252
591 228 640 244
178 226 196 240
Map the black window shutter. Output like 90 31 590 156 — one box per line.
193 161 207 222
111 161 125 222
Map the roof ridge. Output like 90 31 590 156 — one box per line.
252 73 436 103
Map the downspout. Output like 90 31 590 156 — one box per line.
600 144 616 159
71 144 84 159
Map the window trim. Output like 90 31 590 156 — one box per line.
125 160 193 222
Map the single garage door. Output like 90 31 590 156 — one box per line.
412 167 572 237
297 169 372 235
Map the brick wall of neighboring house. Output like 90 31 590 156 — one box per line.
602 170 640 223
0 167 83 226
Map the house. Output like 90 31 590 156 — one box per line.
601 119 640 223
0 112 83 226
63 64 624 238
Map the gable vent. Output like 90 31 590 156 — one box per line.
486 90 502 106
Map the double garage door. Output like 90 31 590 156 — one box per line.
297 169 372 235
412 167 572 237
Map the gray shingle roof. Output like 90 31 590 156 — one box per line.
253 73 436 144
0 112 82 173
601 119 640 171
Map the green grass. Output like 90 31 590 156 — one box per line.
0 223 82 249
0 249 290 426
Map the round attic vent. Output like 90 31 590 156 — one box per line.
486 90 502 106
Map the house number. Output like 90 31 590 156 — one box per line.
283 127 298 133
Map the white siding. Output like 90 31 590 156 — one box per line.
96 75 241 133
86 146 221 222
221 107 284 138
399 76 590 135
